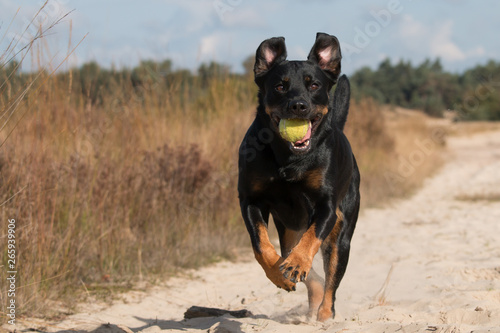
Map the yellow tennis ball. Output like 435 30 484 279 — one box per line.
279 119 310 143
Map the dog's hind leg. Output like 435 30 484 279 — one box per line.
304 267 324 318
318 188 359 321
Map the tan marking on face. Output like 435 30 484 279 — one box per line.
264 105 281 130
318 105 329 116
264 105 273 117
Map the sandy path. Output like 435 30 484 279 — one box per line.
21 130 500 333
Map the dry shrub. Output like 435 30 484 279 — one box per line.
346 100 446 207
345 99 395 207
385 108 446 198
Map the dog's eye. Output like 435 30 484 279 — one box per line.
310 83 320 91
275 84 285 92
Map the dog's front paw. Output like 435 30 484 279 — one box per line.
264 259 297 291
258 255 297 291
279 251 313 283
274 275 297 292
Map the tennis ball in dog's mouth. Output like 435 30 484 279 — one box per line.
278 118 311 143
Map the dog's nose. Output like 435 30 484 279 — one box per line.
288 100 309 114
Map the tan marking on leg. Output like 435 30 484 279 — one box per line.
280 225 322 282
317 287 334 321
318 208 343 322
295 225 323 260
280 228 325 317
254 224 296 291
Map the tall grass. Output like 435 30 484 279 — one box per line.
1 66 257 317
345 102 446 207
1 24 445 322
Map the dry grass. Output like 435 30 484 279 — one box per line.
0 71 256 318
1 29 445 321
345 102 446 207
447 120 500 137
373 263 395 306
455 192 500 202
387 108 447 198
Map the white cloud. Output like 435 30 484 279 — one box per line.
199 32 234 62
163 0 217 35
429 20 465 61
199 34 219 58
399 14 426 40
398 15 466 62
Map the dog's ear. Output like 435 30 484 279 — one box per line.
332 75 350 131
254 37 287 79
308 33 341 84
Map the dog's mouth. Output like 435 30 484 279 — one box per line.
272 114 323 153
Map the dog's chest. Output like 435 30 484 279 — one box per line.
265 177 324 229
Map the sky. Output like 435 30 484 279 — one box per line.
1 0 499 75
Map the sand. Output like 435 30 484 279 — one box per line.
12 129 500 333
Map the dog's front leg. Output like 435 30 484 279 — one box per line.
241 201 297 291
279 200 337 283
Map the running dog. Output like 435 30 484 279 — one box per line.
238 32 360 321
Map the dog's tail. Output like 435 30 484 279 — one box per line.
332 74 350 131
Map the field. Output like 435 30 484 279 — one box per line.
0 57 448 321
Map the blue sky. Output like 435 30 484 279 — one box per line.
1 0 499 75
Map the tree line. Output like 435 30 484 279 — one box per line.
1 56 499 120
350 58 500 120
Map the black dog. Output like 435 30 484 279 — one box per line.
238 33 360 321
